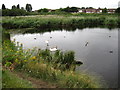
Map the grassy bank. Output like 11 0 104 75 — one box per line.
2 39 103 88
2 70 34 88
2 15 119 30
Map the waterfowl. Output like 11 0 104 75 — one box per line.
75 61 83 66
85 41 89 46
45 40 49 46
109 50 113 53
49 46 58 52
34 38 36 40
45 40 49 44
109 36 111 37
50 37 52 39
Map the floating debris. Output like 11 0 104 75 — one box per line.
34 38 36 40
50 37 52 39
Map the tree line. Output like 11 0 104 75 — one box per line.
2 4 32 16
1 4 120 16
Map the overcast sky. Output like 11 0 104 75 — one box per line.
1 0 120 10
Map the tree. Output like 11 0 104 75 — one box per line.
26 4 32 12
70 7 79 12
38 8 49 13
102 7 107 13
115 7 120 13
12 5 17 9
62 6 70 12
17 4 20 9
2 9 27 16
98 7 101 9
81 7 85 9
2 4 6 9
86 7 94 9
21 7 24 10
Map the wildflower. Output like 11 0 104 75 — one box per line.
24 60 27 62
31 56 36 60
15 59 19 63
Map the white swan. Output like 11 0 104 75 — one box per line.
49 46 58 52
45 40 49 44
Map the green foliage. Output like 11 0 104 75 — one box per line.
115 7 120 13
26 4 32 12
12 5 17 9
60 6 79 13
2 9 28 16
102 8 107 13
17 4 20 9
2 70 34 88
2 4 6 10
38 8 49 13
23 61 102 88
2 15 118 29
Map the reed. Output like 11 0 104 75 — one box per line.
2 15 118 29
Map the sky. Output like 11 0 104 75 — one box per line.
1 0 120 10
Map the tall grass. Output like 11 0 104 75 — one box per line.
2 39 103 88
23 61 102 88
2 15 119 29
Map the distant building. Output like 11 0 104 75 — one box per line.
78 9 102 13
78 8 116 13
107 9 116 13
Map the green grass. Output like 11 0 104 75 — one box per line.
2 15 119 29
2 70 34 88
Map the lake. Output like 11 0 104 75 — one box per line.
10 28 118 88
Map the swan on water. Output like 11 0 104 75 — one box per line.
45 40 49 43
49 46 58 52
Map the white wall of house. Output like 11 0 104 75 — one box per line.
79 10 83 12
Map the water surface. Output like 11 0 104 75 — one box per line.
10 28 118 88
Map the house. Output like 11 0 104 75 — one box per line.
107 9 116 13
78 8 116 13
78 9 102 13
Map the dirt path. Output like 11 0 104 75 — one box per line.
13 71 57 88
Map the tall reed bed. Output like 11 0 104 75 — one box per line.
2 15 119 29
